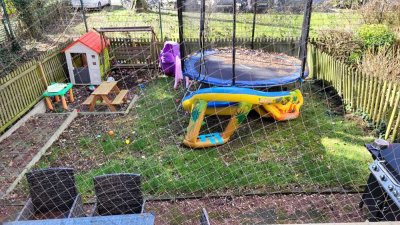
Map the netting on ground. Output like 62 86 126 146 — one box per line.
1 0 399 224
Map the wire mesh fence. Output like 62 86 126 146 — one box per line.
0 0 399 224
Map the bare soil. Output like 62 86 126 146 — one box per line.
213 48 302 75
148 194 369 224
0 114 68 198
310 79 345 116
1 194 369 224
42 114 131 171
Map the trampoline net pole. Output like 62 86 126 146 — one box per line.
199 0 206 78
177 0 185 70
251 0 257 50
299 0 313 79
232 0 237 86
158 1 163 41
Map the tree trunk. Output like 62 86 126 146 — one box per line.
12 0 42 40
130 0 136 10
1 18 12 41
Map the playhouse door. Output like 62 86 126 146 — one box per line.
73 67 90 84
71 53 91 84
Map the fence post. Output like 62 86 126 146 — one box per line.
379 82 394 124
391 107 400 142
370 77 379 117
351 68 355 111
385 91 400 140
307 44 313 78
37 62 48 87
373 79 384 123
356 71 362 110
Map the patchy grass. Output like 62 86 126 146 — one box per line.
74 7 362 39
37 77 374 199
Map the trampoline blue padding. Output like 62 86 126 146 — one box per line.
184 50 308 87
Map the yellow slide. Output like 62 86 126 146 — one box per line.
182 87 303 148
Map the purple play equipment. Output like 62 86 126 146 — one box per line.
160 41 179 76
159 41 188 89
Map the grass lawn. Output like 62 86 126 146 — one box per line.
75 8 362 39
37 77 374 199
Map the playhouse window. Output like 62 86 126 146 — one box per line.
71 53 88 68
92 55 96 59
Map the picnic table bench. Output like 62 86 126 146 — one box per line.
82 81 128 112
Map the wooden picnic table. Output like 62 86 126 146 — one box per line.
83 81 129 112
92 81 120 96
89 81 120 112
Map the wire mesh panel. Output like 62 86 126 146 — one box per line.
1 0 399 224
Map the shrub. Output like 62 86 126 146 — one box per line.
359 0 400 26
357 24 396 48
331 0 362 9
360 48 400 81
36 1 73 31
348 51 362 64
315 30 363 64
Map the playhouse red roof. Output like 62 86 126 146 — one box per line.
62 31 109 54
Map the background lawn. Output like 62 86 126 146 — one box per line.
37 77 374 200
74 7 362 39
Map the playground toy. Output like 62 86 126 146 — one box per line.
184 49 308 87
43 83 74 111
82 81 129 112
160 42 180 76
62 31 110 85
177 0 313 148
159 41 189 89
182 87 303 148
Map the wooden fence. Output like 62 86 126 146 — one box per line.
108 37 300 58
181 37 300 57
0 51 67 133
109 37 159 66
308 44 400 142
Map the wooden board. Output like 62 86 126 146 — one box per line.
112 90 129 105
92 82 118 96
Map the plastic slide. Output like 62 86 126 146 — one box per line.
182 87 303 148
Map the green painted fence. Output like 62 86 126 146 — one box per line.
0 51 68 133
308 44 400 142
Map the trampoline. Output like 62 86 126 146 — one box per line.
184 49 308 87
